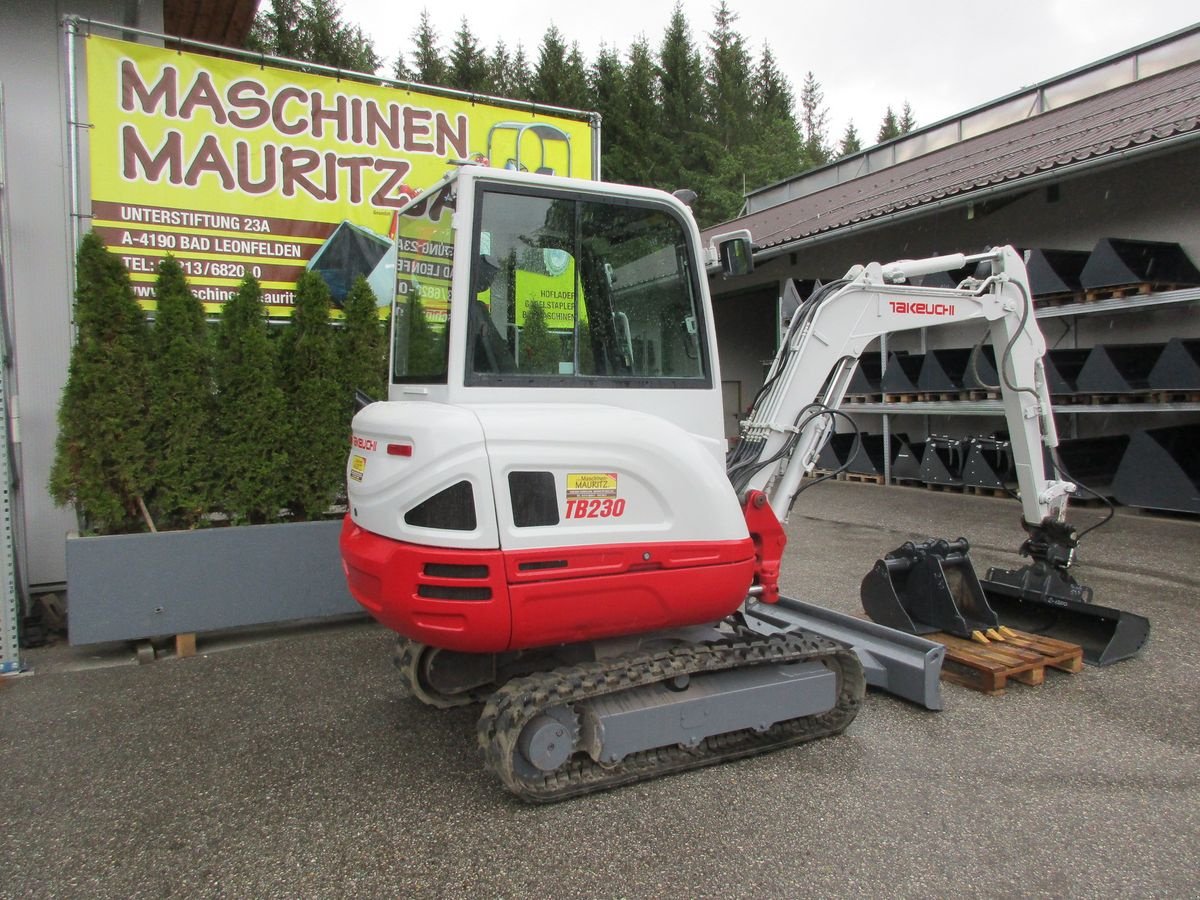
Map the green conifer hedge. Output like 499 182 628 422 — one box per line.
280 272 346 519
213 274 291 524
340 275 387 406
146 255 214 528
53 236 394 533
50 233 152 534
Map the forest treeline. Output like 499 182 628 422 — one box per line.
249 1 916 225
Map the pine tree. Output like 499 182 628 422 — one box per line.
409 9 446 85
589 45 628 178
705 1 753 154
146 256 214 529
878 106 901 143
50 232 151 534
247 0 305 58
799 71 831 168
899 101 917 134
447 18 489 92
747 45 803 189
507 44 534 100
611 38 662 185
340 275 387 409
488 41 513 96
519 302 560 374
392 50 413 82
213 275 290 524
533 25 572 105
697 2 756 224
560 43 591 109
248 0 380 73
838 121 863 157
279 273 347 519
657 3 708 193
305 0 380 72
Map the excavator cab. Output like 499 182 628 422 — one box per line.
356 166 755 656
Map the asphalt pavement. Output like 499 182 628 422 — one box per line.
2 480 1197 898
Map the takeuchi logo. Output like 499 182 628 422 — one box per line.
888 299 956 316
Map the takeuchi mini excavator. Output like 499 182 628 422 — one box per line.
340 165 1146 801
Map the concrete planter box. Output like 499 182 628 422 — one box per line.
67 519 360 645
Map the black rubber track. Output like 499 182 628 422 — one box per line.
476 632 866 802
392 638 491 709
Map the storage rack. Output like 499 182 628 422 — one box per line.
856 285 1200 486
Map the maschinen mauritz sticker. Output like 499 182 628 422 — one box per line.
350 454 367 482
566 472 618 499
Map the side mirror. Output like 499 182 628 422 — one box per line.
718 236 754 276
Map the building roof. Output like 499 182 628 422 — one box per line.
164 0 259 47
714 55 1200 252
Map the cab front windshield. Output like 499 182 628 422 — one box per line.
466 186 708 386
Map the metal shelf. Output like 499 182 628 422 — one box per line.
1035 286 1200 319
849 400 1200 415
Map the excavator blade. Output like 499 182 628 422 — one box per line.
980 565 1150 666
741 596 945 711
861 538 1000 641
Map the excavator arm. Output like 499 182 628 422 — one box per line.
729 245 1148 664
731 246 1073 533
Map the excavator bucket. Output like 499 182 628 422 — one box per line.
980 565 1150 666
861 539 1004 642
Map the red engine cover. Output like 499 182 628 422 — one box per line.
340 516 757 653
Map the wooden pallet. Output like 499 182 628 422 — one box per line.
1033 290 1085 308
842 471 885 485
1151 390 1200 404
930 629 1083 695
1083 282 1160 302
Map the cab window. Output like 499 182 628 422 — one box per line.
392 183 455 383
466 186 709 387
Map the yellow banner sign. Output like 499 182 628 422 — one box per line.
85 35 594 316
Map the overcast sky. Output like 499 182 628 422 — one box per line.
337 1 1198 141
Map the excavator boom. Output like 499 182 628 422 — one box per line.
721 245 1145 663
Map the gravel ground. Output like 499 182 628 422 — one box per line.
2 480 1197 899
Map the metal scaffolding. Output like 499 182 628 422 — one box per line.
0 85 21 673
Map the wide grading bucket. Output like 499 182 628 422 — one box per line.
979 565 1150 666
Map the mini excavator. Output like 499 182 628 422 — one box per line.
340 165 1147 801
